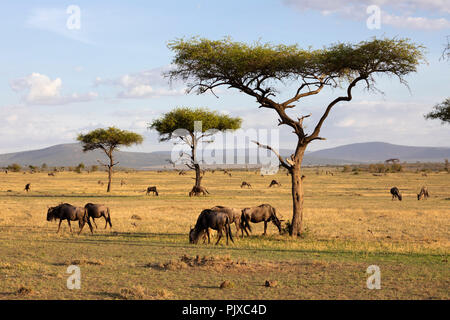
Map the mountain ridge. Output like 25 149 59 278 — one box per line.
0 141 448 169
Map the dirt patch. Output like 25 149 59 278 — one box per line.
119 285 175 300
147 254 253 272
16 286 32 296
54 257 105 266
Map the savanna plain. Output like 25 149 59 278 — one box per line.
0 168 448 300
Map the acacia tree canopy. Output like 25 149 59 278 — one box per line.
425 98 450 124
77 127 144 153
149 107 242 141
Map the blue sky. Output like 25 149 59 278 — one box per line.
0 0 449 154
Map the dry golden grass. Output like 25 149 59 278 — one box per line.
0 168 448 299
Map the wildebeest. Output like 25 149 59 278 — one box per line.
46 203 93 234
240 181 252 188
24 183 31 192
211 205 247 236
241 204 282 236
417 186 429 200
189 185 209 197
390 187 402 201
48 172 55 176
120 179 126 186
268 180 281 188
189 209 234 245
146 186 159 196
84 203 112 229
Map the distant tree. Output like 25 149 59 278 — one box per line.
149 107 241 193
74 163 85 174
77 127 143 192
7 163 22 172
425 98 450 124
90 165 99 172
41 163 48 170
167 37 425 236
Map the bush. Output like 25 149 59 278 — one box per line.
389 163 403 172
342 165 351 172
90 165 99 172
7 163 22 172
369 163 386 173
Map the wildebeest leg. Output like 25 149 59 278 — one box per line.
57 219 63 233
215 229 223 245
263 221 267 235
78 220 85 235
103 214 108 229
92 217 98 229
86 217 93 234
207 228 211 244
67 220 73 233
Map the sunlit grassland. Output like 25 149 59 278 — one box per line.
0 168 448 299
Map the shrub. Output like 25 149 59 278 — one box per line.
342 165 351 172
7 163 22 172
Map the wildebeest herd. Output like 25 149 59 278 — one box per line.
46 203 112 235
189 204 283 245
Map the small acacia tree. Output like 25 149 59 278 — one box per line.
77 127 143 192
167 37 425 236
149 107 241 194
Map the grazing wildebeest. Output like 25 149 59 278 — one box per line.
84 203 112 229
268 180 281 188
146 186 159 196
48 172 55 176
24 183 31 192
390 187 402 201
241 204 282 236
241 181 252 188
211 205 247 237
189 185 209 197
46 203 93 234
189 209 233 245
417 186 429 200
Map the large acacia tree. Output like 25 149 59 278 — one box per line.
77 127 143 192
149 107 241 194
167 37 425 236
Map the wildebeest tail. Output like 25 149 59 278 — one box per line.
107 207 112 227
226 216 233 243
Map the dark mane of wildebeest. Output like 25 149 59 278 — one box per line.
84 203 112 230
241 204 282 236
390 187 402 201
417 186 429 200
210 205 248 237
46 203 93 234
189 209 234 245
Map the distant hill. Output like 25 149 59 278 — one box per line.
0 142 448 169
306 142 450 163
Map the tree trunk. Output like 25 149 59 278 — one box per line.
289 145 306 237
107 155 113 193
194 163 201 188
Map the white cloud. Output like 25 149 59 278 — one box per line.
283 0 450 30
10 73 97 105
95 66 187 99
